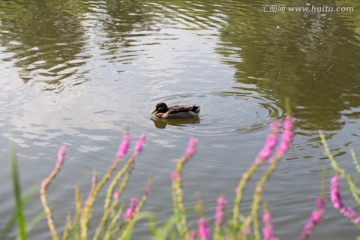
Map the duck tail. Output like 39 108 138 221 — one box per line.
192 105 202 113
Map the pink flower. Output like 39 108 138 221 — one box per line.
198 217 210 240
90 172 97 193
262 212 272 223
330 176 360 224
116 133 130 158
170 171 182 180
275 117 295 156
262 210 276 240
56 145 67 166
124 197 138 220
185 136 199 158
331 176 343 209
215 197 228 226
146 185 151 196
299 196 325 240
134 133 146 156
283 117 295 130
255 120 279 165
113 192 119 199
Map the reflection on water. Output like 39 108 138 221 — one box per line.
151 116 200 129
148 91 282 135
1 0 360 239
0 0 88 91
218 0 360 132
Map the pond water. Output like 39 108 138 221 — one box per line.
1 0 360 239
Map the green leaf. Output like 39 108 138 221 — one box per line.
1 183 40 238
10 143 28 240
0 211 17 238
121 212 157 240
152 214 179 240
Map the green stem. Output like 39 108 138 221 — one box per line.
39 147 66 240
319 131 344 175
62 214 71 240
119 177 152 239
172 156 191 237
232 164 259 228
81 156 124 239
250 154 282 240
351 149 360 173
104 159 135 211
103 205 124 240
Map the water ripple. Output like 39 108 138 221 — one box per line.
148 91 282 135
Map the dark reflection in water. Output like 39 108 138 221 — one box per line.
217 0 360 131
151 116 200 129
103 0 155 32
0 0 90 91
88 0 158 66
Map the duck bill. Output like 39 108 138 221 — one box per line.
150 109 156 114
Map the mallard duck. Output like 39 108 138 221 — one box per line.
151 102 202 119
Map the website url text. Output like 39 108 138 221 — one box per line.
261 5 354 13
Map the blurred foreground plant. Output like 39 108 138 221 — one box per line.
320 132 360 226
40 132 150 240
39 113 300 240
40 111 359 239
1 144 44 240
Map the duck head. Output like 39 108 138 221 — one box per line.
151 102 168 113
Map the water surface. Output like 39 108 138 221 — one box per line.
1 0 360 238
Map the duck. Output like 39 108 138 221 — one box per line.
151 102 202 119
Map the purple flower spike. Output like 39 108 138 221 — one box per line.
146 185 152 196
215 197 228 226
170 171 182 180
255 120 280 165
275 117 295 156
124 197 138 220
185 136 199 158
299 196 325 240
116 133 131 158
198 217 210 240
262 212 272 223
330 176 360 224
56 145 67 167
262 210 276 240
331 176 343 209
135 133 146 156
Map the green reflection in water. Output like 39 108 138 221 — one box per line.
216 0 360 131
0 0 359 129
0 0 89 91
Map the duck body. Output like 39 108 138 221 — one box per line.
151 102 201 119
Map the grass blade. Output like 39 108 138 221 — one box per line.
10 143 28 240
